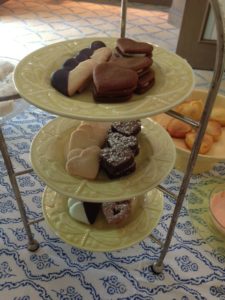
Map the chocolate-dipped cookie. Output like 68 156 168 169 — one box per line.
135 68 155 94
51 59 96 96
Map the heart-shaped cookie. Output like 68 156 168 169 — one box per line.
66 145 100 179
116 38 153 57
68 198 101 224
78 121 110 147
68 128 99 151
93 62 138 94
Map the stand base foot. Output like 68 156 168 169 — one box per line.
27 239 39 252
151 262 164 274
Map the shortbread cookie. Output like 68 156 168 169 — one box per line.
66 145 101 179
68 128 99 151
78 121 110 147
91 47 112 64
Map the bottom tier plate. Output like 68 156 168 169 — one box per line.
188 177 225 255
42 187 164 252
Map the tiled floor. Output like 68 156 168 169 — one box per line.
0 0 224 93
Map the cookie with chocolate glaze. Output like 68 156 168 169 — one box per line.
110 56 152 77
135 68 155 94
93 62 138 103
116 38 153 57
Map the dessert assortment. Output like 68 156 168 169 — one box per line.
160 98 225 154
65 120 141 180
68 197 132 226
51 38 155 102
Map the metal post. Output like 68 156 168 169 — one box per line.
152 0 225 273
120 0 127 37
0 126 39 251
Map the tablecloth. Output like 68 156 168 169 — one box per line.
0 104 225 300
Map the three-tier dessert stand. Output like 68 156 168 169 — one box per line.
1 0 224 273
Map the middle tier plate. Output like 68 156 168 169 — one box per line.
30 117 176 202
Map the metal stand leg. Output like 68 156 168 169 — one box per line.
152 0 225 273
120 0 127 37
0 126 39 251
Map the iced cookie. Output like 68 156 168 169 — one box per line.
100 146 136 179
68 198 101 225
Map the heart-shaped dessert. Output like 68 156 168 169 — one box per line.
68 198 101 224
106 132 139 155
93 62 138 96
116 38 153 57
78 122 110 147
91 47 112 64
102 200 131 224
68 128 99 151
66 145 100 179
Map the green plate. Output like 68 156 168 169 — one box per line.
42 187 163 252
13 37 194 121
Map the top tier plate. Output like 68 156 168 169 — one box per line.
13 37 195 121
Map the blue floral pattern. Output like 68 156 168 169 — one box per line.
52 287 82 300
100 276 126 295
30 254 59 270
175 256 198 272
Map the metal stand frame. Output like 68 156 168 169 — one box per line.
0 96 39 251
120 0 225 273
